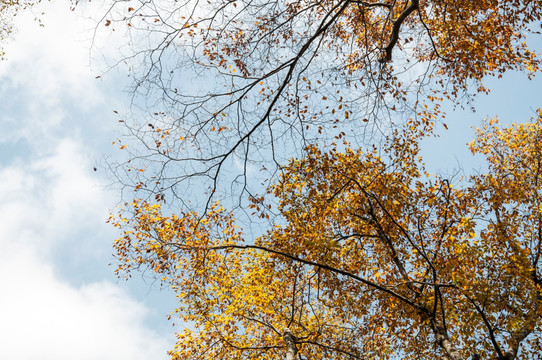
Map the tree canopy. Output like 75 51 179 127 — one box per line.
113 115 542 359
104 0 541 208
104 0 542 359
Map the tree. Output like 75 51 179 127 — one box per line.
112 115 542 359
103 0 542 359
103 0 541 209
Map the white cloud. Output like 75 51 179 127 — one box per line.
0 139 108 254
0 0 127 147
0 249 169 360
0 2 176 358
0 1 103 105
0 139 173 359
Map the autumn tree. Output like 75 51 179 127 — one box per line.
103 0 541 208
103 0 542 359
113 115 542 359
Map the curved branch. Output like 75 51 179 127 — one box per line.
199 243 423 311
201 0 351 212
380 0 419 63
461 292 503 358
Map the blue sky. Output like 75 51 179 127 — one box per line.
0 1 541 359
421 32 542 174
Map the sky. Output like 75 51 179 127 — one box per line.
0 1 176 359
0 1 541 359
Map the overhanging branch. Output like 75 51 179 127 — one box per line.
380 0 419 63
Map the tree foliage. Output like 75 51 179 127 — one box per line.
104 0 542 359
113 115 542 359
104 0 541 207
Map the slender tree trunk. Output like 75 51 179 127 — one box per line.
283 329 297 360
432 323 463 360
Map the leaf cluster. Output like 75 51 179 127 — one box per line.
112 114 542 359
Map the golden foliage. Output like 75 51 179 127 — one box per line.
106 1 542 358
113 113 542 359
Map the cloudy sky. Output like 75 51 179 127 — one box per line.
0 1 176 359
0 1 541 359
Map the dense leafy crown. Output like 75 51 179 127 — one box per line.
106 0 542 359
113 113 542 360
